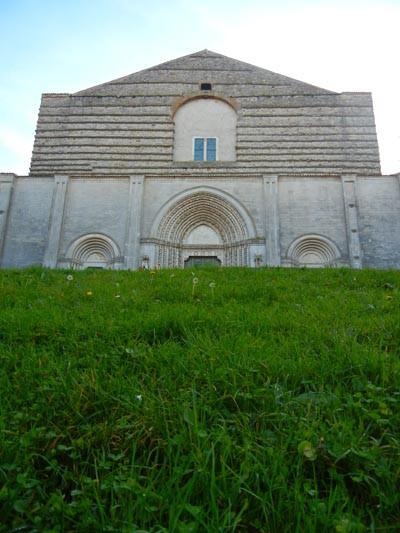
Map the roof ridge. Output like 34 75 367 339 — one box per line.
73 49 335 96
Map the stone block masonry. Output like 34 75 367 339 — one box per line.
1 50 398 270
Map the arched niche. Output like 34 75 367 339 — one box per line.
286 234 341 268
173 98 237 162
183 224 222 245
65 233 121 270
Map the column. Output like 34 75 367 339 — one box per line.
341 175 362 268
43 175 69 268
124 175 144 269
0 174 15 264
263 175 280 266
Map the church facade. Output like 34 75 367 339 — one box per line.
1 50 399 270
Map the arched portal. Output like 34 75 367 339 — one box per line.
153 189 255 268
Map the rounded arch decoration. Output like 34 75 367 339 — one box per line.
286 234 341 268
66 233 121 270
173 97 237 162
171 93 239 119
153 189 255 268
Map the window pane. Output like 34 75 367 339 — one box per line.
206 138 217 161
194 138 204 161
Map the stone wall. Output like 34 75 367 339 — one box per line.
357 176 400 268
1 175 53 267
2 172 400 269
278 177 349 265
2 51 397 270
30 50 381 177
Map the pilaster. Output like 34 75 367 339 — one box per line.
43 175 69 268
263 175 280 266
341 175 362 268
124 175 144 269
0 174 15 264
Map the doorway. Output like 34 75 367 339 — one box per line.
184 256 221 268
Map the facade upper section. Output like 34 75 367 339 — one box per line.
29 49 381 177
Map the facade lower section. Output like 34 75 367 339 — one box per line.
1 173 400 270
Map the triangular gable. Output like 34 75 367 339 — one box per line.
74 49 334 96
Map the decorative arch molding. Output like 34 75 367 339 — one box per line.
150 187 257 268
171 92 239 119
151 186 256 238
64 233 122 270
286 234 341 268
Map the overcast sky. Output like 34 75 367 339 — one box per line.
1 0 399 175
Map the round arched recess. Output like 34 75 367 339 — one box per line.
183 225 221 246
66 233 121 270
152 188 256 268
286 234 341 268
173 97 237 162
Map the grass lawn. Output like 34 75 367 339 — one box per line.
0 266 399 532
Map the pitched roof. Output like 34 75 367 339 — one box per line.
74 49 334 96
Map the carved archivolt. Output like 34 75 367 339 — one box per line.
152 188 256 268
286 234 341 267
65 233 121 269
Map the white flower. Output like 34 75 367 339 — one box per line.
115 294 121 298
136 394 142 401
209 282 216 288
66 274 73 281
192 277 199 285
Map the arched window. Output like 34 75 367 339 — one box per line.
286 235 341 268
66 234 121 270
173 98 237 162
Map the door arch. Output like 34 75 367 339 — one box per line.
152 188 256 268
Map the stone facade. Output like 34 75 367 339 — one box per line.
1 50 399 270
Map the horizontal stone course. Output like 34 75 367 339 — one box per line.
30 51 381 176
40 93 372 109
74 84 335 98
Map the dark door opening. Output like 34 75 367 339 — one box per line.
184 256 221 268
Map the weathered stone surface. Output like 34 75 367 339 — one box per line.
1 50 399 269
30 50 380 177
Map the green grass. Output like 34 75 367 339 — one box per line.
0 266 399 532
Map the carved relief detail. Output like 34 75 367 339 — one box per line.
154 191 252 268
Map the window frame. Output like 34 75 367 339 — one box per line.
192 137 218 162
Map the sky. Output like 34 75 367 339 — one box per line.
1 0 399 175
